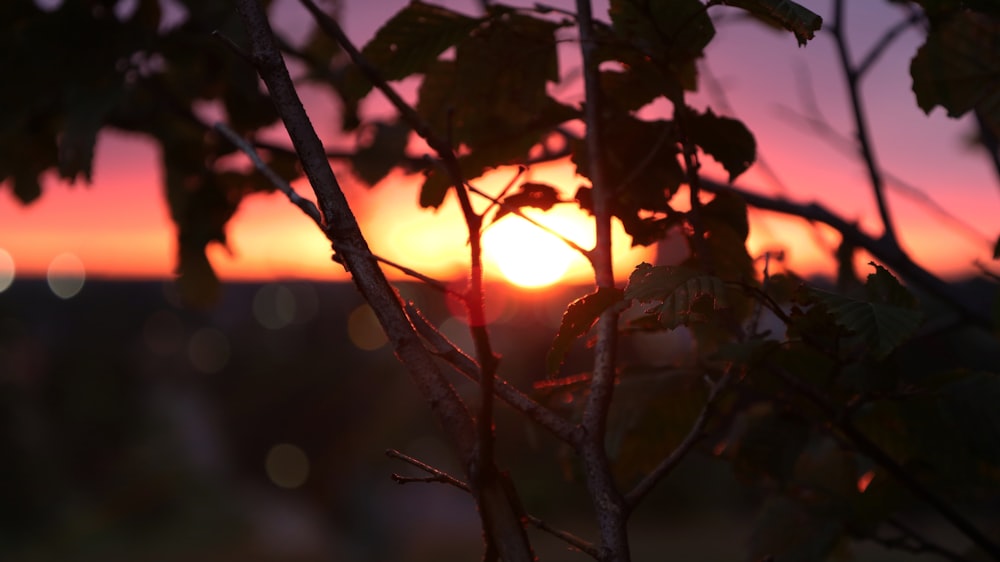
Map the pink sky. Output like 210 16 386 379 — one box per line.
0 0 996 289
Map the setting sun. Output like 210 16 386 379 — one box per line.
480 205 655 289
483 215 576 288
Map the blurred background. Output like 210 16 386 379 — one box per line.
2 0 998 560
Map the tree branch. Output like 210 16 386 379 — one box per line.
386 448 600 558
576 0 631 560
700 179 994 330
625 366 736 509
292 5 534 558
233 3 531 561
830 0 898 246
405 303 584 445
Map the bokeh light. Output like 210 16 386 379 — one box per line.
46 252 85 299
265 443 310 489
347 304 387 351
253 283 297 330
0 248 13 293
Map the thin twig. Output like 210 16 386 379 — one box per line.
214 122 459 295
856 11 923 78
386 448 599 558
830 0 898 246
213 122 324 225
524 514 600 558
774 102 992 248
466 183 593 258
625 365 736 509
405 303 584 445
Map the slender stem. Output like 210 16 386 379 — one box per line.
855 11 922 78
386 448 600 558
831 0 898 246
625 366 735 509
214 122 459 296
466 183 593 258
212 122 323 225
576 0 630 560
406 303 584 445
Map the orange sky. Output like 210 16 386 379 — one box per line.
1 0 997 292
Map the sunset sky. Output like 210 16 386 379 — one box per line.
1 0 997 293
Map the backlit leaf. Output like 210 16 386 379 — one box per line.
626 263 730 329
547 288 625 376
347 1 480 100
492 182 563 222
911 10 1000 137
716 0 823 46
609 0 715 65
807 264 921 358
689 108 756 182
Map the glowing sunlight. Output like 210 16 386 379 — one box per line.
483 215 575 288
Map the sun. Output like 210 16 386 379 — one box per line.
482 208 590 289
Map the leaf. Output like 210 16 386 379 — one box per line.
864 262 918 309
547 288 625 376
993 234 1000 259
688 108 756 182
59 82 125 182
910 10 1000 137
716 0 823 46
807 264 922 359
609 0 715 66
416 12 563 150
571 115 683 215
352 121 411 186
492 182 563 222
345 1 480 100
625 263 730 329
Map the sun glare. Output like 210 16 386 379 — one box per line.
483 216 575 288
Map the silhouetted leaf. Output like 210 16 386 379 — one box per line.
993 234 1000 259
348 1 481 100
547 288 625 376
493 182 563 222
626 263 730 329
416 12 563 149
609 0 715 66
911 10 1000 137
572 115 683 217
689 108 756 182
807 264 921 358
716 0 823 46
